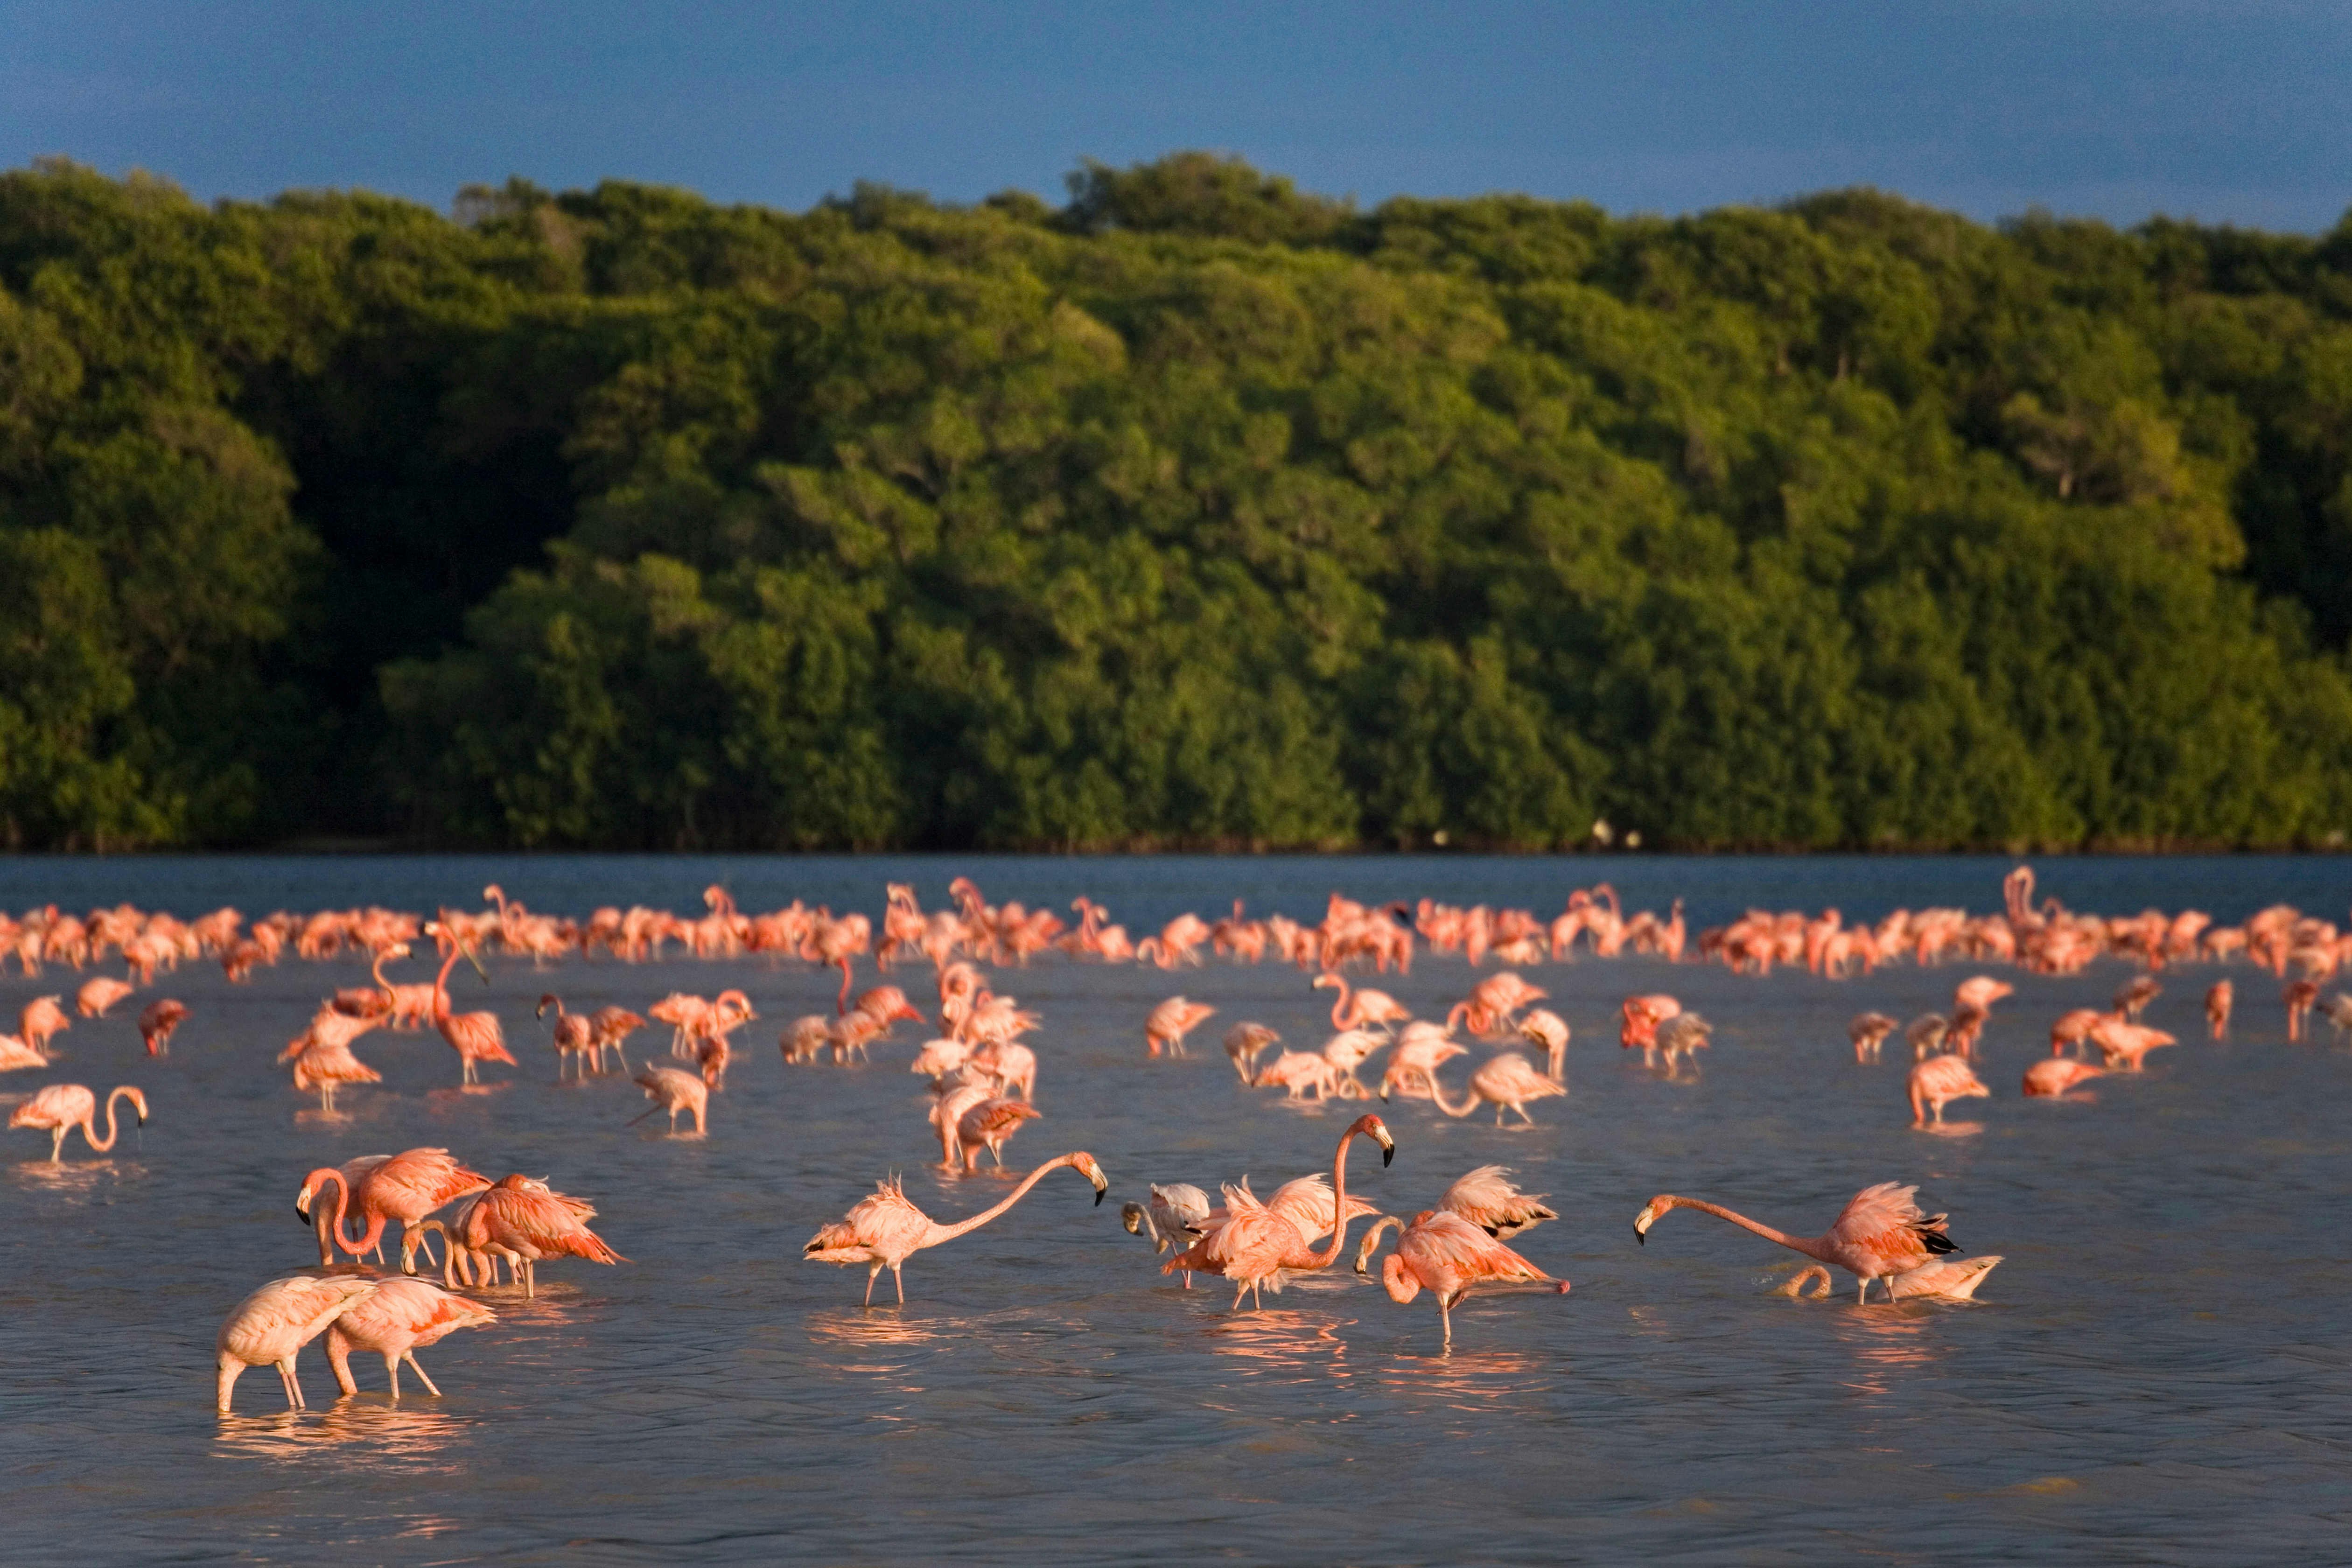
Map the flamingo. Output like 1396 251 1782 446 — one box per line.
630 1063 708 1134
1448 972 1547 1038
288 1031 381 1113
452 1173 623 1297
1409 1052 1566 1126
303 1155 394 1266
2205 980 2233 1040
1953 976 2014 1014
2114 975 2162 1022
2048 1008 2107 1057
1357 1209 1567 1346
1313 972 1410 1033
1223 1022 1279 1083
1848 1011 1898 1063
19 996 69 1055
1517 1009 1570 1079
2023 1058 2105 1097
324 1277 497 1398
2287 979 2320 1041
1380 1021 1468 1100
1656 1013 1713 1077
8 1083 147 1162
931 1082 1042 1169
1121 1183 1212 1286
588 1005 646 1073
1144 997 1215 1058
424 924 514 1085
1431 1164 1557 1238
1909 1055 1989 1126
1162 1113 1393 1308
804 1151 1110 1305
1633 1182 1961 1304
967 1038 1038 1101
1320 1029 1385 1095
76 976 135 1017
137 998 188 1056
2088 1017 2177 1071
298 1148 492 1274
537 995 596 1079
908 1037 973 1084
0 1033 48 1071
1250 1050 1346 1099
1618 994 1680 1063
215 1274 381 1413
1779 1256 2003 1301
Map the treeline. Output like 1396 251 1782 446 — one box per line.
4 153 2352 852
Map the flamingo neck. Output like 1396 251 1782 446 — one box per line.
923 1155 1078 1246
85 1097 119 1153
1659 1197 1825 1262
433 945 462 1016
1326 976 1349 1029
1303 1127 1369 1268
1428 1068 1480 1118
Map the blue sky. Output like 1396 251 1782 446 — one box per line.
4 1 2347 231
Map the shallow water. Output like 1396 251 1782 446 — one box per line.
2 855 2348 1564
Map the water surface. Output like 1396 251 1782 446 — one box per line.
1 856 2347 1563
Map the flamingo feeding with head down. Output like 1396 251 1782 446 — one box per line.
1313 973 1410 1033
630 1064 709 1134
325 1277 497 1398
1909 1055 1990 1127
215 1274 381 1413
1144 997 1215 1058
138 998 188 1056
1633 1182 1961 1304
2023 1057 2105 1098
299 1148 492 1275
1355 1209 1567 1346
452 1174 624 1297
1122 1183 1212 1286
9 1083 147 1162
1409 1052 1566 1127
804 1151 1110 1305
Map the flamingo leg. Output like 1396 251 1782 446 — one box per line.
524 1259 537 1298
405 1353 441 1396
864 1263 882 1305
278 1357 304 1409
385 1353 403 1398
891 1265 905 1304
49 1126 64 1162
1232 1280 1249 1311
1440 1300 1453 1347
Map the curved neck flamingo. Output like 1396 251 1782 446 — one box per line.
1424 1066 1484 1119
1319 974 1351 1029
1634 1195 1829 1267
80 1086 146 1152
299 1166 380 1258
1302 1113 1393 1269
920 1153 1106 1247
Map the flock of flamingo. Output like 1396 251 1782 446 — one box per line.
4 866 2345 1407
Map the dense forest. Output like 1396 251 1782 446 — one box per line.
4 153 2352 852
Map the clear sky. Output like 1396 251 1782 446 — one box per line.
4 0 2347 231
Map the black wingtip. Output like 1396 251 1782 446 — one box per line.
1922 1230 1958 1256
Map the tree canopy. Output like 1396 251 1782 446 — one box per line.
3 154 2350 851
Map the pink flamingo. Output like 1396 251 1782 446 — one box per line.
1779 1256 2002 1301
1909 1055 1990 1127
2205 980 2233 1040
2023 1058 2105 1098
1849 1011 1898 1063
1313 972 1410 1033
299 1148 492 1274
2088 1017 2177 1071
76 976 135 1017
1357 1209 1567 1345
1448 972 1547 1038
589 1006 646 1073
452 1173 623 1297
630 1063 709 1134
1162 1113 1393 1308
9 1083 147 1162
804 1151 1110 1304
931 1083 1043 1169
1223 1022 1280 1083
288 1031 381 1113
1144 996 1216 1058
0 1033 47 1071
19 996 69 1055
304 1154 393 1266
324 1277 497 1398
1516 1009 1570 1079
138 998 188 1056
1121 1183 1213 1285
1380 1021 1468 1099
424 924 515 1085
1410 1052 1566 1126
1633 1182 1962 1304
215 1274 381 1413
537 995 596 1079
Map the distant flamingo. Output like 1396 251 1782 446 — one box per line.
1517 1009 1570 1079
19 996 69 1055
2088 1016 2177 1071
1909 1055 1989 1126
1618 994 1680 1064
137 998 188 1056
1358 1209 1566 1346
1411 1052 1566 1127
2023 1058 2105 1098
2286 979 2319 1042
0 1033 47 1071
215 1274 380 1413
324 1277 496 1398
588 1006 646 1073
805 1151 1110 1304
300 1148 492 1274
1144 996 1215 1058
76 976 135 1017
931 1082 1042 1169
1380 1021 1468 1099
2205 980 2233 1040
1314 972 1410 1032
537 995 595 1079
425 924 514 1085
630 1064 709 1134
453 1174 623 1297
288 1031 381 1113
8 1083 147 1162
1849 1011 1898 1063
1633 1182 1960 1304
1162 1114 1393 1308
1448 972 1547 1037
1223 1022 1280 1083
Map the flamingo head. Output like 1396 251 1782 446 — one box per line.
1348 1113 1396 1166
1120 1202 1148 1236
1632 1195 1678 1244
535 994 559 1019
1312 973 1342 993
1071 1153 1110 1204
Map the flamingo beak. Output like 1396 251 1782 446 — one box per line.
1633 1204 1655 1245
293 1204 309 1224
1372 1124 1395 1166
